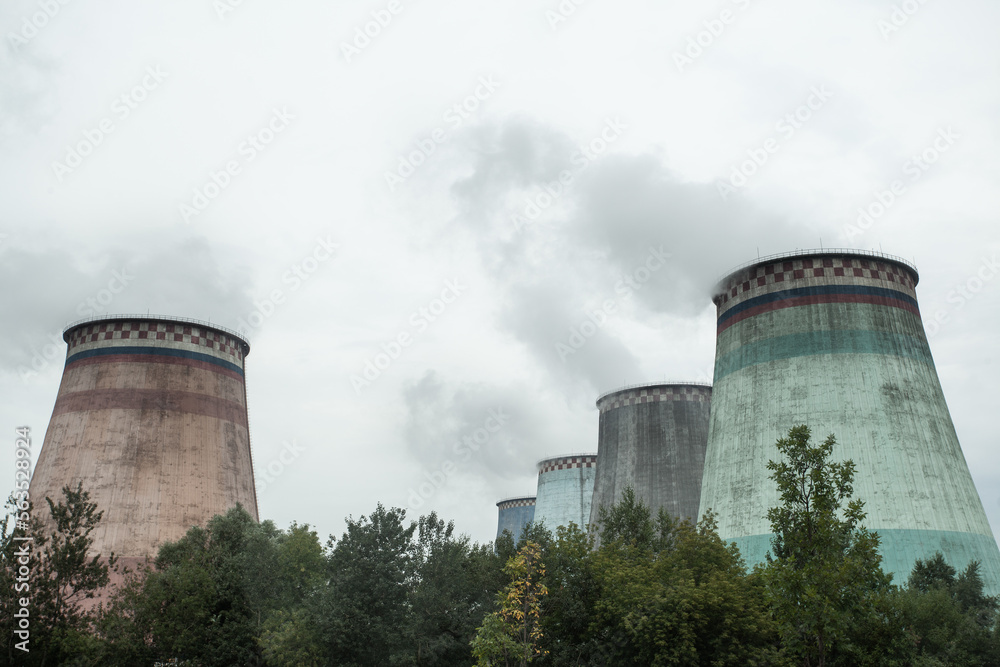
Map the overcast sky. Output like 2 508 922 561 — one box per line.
2 0 998 547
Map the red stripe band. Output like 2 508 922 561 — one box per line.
52 388 248 426
718 293 920 335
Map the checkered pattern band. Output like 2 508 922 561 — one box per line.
598 385 712 413
716 256 917 311
538 455 597 474
497 498 536 509
67 321 244 362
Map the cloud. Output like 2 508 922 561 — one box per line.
0 233 255 374
436 116 800 396
401 370 548 481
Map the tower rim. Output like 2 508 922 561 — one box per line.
496 495 537 507
63 314 251 356
596 381 712 407
714 248 920 298
536 453 598 470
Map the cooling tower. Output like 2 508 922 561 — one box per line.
698 250 1000 592
589 383 712 534
533 455 597 532
29 315 258 569
496 496 535 543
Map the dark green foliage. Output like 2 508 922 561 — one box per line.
476 487 784 666
85 505 327 666
0 485 115 667
589 503 784 666
144 507 281 664
762 425 899 667
307 508 504 667
11 471 1000 665
898 552 1000 665
536 523 600 665
594 486 656 550
313 503 415 665
259 607 324 667
405 512 499 665
90 564 158 666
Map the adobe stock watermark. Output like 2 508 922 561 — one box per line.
843 126 958 242
546 0 587 30
178 107 294 223
18 266 136 382
351 279 467 394
877 0 931 40
339 0 411 63
407 408 509 510
51 66 169 182
7 0 72 51
12 426 33 654
236 236 339 334
384 75 500 192
76 267 135 317
214 0 248 19
556 245 671 361
923 254 999 338
255 440 305 494
510 117 628 233
673 0 753 73
716 85 833 201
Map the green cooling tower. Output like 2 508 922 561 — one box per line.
533 455 597 531
698 250 1000 593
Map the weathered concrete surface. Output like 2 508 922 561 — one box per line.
496 497 535 543
533 455 597 532
29 318 258 561
590 384 712 534
699 253 1000 593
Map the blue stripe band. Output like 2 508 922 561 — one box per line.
715 330 932 380
718 285 919 327
728 530 1000 596
66 346 244 376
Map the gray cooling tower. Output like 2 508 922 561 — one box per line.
589 383 712 532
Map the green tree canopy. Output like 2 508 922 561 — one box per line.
762 425 902 667
0 484 116 666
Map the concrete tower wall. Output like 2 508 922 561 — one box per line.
590 384 712 530
29 316 258 564
698 251 1000 592
533 455 597 531
496 496 535 543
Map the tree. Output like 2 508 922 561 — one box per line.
898 552 999 664
471 611 521 667
594 486 656 550
472 541 549 666
536 522 601 665
258 607 324 667
591 507 784 666
91 504 285 666
87 510 326 666
150 507 277 665
313 503 416 665
762 425 898 667
90 564 158 666
403 512 500 665
0 484 116 666
256 521 326 666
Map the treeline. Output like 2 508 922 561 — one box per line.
3 426 1000 666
